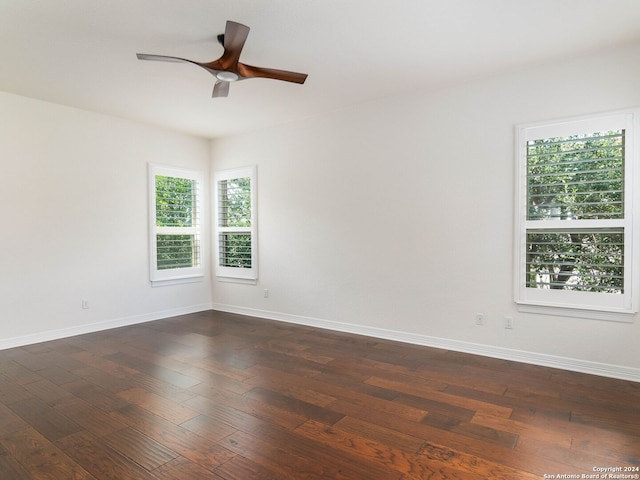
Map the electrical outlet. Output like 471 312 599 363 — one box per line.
82 299 90 309
475 313 485 326
504 316 514 329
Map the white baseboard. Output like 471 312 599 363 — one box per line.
4 302 638 383
0 303 213 351
212 303 640 383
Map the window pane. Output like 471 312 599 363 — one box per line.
156 175 196 227
218 177 251 227
157 234 199 270
526 230 624 293
218 233 252 268
527 131 624 220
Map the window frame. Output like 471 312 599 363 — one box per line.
148 164 204 287
514 109 639 321
214 165 258 283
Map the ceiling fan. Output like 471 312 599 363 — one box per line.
136 20 308 98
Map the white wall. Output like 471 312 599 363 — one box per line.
211 42 640 380
2 43 638 381
0 92 212 347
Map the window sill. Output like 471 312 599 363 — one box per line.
516 302 636 323
151 275 204 288
216 276 258 285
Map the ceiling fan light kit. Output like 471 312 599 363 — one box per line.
136 20 308 98
216 71 239 82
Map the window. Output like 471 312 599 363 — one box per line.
214 166 257 282
149 165 203 286
515 110 639 320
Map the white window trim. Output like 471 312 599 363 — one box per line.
214 165 258 284
514 109 640 322
149 164 204 287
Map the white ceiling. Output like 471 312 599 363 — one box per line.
2 0 640 139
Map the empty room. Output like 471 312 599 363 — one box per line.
0 1 639 479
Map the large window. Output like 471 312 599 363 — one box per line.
149 165 203 285
515 110 639 320
214 166 257 282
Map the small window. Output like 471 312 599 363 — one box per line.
149 165 203 286
515 110 639 320
214 166 257 282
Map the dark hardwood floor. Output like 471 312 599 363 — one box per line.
0 310 638 479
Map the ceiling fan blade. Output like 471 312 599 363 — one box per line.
138 53 222 79
136 53 192 63
212 80 230 98
218 21 250 69
238 64 308 84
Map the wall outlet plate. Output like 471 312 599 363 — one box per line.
504 316 514 329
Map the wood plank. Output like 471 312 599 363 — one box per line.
102 427 179 471
571 428 640 464
300 367 401 401
329 356 449 390
328 398 537 472
0 442 32 480
53 396 128 437
71 365 133 393
244 365 337 407
69 350 139 379
170 351 254 383
471 411 572 448
61 378 131 413
35 365 79 385
570 408 640 436
110 403 237 472
324 391 429 424
56 430 159 480
22 377 73 404
445 420 519 449
0 360 42 385
1 427 95 480
4 349 57 372
211 454 282 480
394 392 476 422
179 414 239 442
222 429 401 480
186 387 310 430
214 404 401 480
116 387 200 424
413 363 510 396
295 419 531 480
152 456 225 480
127 371 197 404
7 396 83 442
515 436 629 475
0 376 32 406
259 338 335 365
0 402 28 437
447 383 572 423
243 387 344 425
366 375 513 418
180 397 269 434
104 351 201 389
333 416 425 452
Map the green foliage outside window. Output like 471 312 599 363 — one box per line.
156 175 195 227
526 131 625 292
156 234 197 270
155 175 198 270
218 177 252 268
